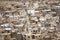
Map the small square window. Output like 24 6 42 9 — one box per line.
28 36 30 38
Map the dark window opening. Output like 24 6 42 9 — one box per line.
32 35 35 39
28 36 30 38
52 14 57 17
7 31 10 33
15 6 20 8
36 30 37 33
51 9 56 12
39 36 40 37
8 8 11 10
36 36 37 38
33 30 35 32
2 31 5 33
11 4 14 6
24 35 26 37
45 24 51 27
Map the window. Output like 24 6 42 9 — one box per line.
28 36 30 38
32 35 35 39
15 6 20 8
33 30 35 32
36 30 37 33
39 36 40 37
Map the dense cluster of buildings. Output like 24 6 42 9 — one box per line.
0 0 60 40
